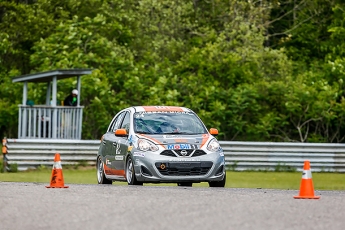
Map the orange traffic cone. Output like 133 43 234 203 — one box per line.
294 161 319 199
46 153 69 188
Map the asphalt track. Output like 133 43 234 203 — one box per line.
0 182 344 230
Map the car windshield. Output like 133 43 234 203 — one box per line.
134 111 207 135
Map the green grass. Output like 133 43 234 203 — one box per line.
0 169 344 190
222 171 345 190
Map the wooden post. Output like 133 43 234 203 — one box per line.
22 82 28 138
52 76 57 138
2 137 7 172
77 75 81 106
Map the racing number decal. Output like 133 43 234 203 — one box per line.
114 140 121 155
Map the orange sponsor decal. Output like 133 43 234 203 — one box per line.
138 134 166 148
142 106 184 112
174 139 187 143
104 164 125 176
200 134 209 148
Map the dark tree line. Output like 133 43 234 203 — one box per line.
1 0 345 142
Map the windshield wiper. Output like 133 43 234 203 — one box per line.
136 131 152 134
162 132 191 135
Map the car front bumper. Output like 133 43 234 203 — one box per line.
132 151 226 183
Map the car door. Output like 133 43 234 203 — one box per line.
111 111 131 172
107 111 129 178
103 112 126 174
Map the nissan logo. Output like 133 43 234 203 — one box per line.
180 150 188 156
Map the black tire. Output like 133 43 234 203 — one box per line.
97 157 112 184
208 173 226 187
177 182 193 187
126 156 143 185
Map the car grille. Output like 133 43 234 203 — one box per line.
160 149 206 157
192 150 207 157
155 161 213 176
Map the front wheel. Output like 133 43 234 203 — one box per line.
97 157 112 184
208 173 226 187
125 156 143 185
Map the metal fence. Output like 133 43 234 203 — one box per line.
18 105 83 139
2 139 345 172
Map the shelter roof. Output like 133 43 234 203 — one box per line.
12 69 92 83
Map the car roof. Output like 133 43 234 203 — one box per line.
131 106 192 113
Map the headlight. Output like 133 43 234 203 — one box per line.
207 138 220 152
137 139 159 152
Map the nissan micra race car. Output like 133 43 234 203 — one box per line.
97 106 226 187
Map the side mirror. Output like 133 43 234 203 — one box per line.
209 128 218 136
115 129 128 137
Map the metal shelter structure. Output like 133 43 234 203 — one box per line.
12 69 92 140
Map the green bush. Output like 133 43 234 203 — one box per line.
9 163 18 173
78 160 88 167
227 161 238 171
37 164 48 171
274 163 297 172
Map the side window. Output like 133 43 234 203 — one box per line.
120 112 130 134
108 112 125 132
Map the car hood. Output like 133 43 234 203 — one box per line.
136 133 212 148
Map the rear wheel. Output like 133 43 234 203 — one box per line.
177 182 193 187
126 156 143 185
208 173 226 187
97 157 112 184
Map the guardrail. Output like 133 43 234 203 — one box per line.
3 139 98 171
225 141 345 172
2 139 345 172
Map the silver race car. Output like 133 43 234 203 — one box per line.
97 106 226 187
